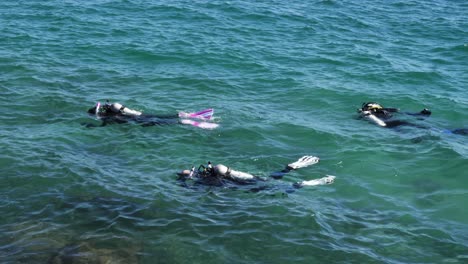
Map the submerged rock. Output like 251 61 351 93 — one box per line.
49 242 139 264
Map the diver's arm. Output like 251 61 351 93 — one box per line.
382 107 399 112
362 110 430 128
81 119 111 128
451 128 468 135
381 104 431 117
82 122 101 128
404 108 431 117
198 164 206 172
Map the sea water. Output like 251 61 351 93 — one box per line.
0 0 467 263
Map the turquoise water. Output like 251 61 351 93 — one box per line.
1 0 467 263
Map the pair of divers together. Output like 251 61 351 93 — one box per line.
86 100 466 191
86 101 334 190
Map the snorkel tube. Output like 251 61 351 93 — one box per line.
95 102 101 118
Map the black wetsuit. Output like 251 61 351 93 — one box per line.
372 108 429 128
358 102 467 135
176 162 323 193
85 103 179 127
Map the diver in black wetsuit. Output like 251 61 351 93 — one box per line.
176 156 336 191
85 101 179 127
85 101 215 128
357 102 431 128
357 102 467 135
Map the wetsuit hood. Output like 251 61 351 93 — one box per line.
360 102 383 111
88 101 117 116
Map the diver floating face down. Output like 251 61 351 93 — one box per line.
177 156 336 191
357 101 432 128
357 101 468 135
84 101 218 129
357 102 393 120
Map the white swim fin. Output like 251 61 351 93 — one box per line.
298 175 336 187
287 156 320 170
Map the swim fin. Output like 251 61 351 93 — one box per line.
297 175 336 187
179 108 214 120
287 156 320 170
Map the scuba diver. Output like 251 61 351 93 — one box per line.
357 102 431 128
177 156 336 192
357 102 467 135
84 101 218 129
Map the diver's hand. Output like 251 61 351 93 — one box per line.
420 108 431 116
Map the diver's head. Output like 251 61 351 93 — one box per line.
358 102 383 114
88 101 121 116
361 102 383 112
420 108 431 116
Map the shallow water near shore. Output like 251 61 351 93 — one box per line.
1 0 467 263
